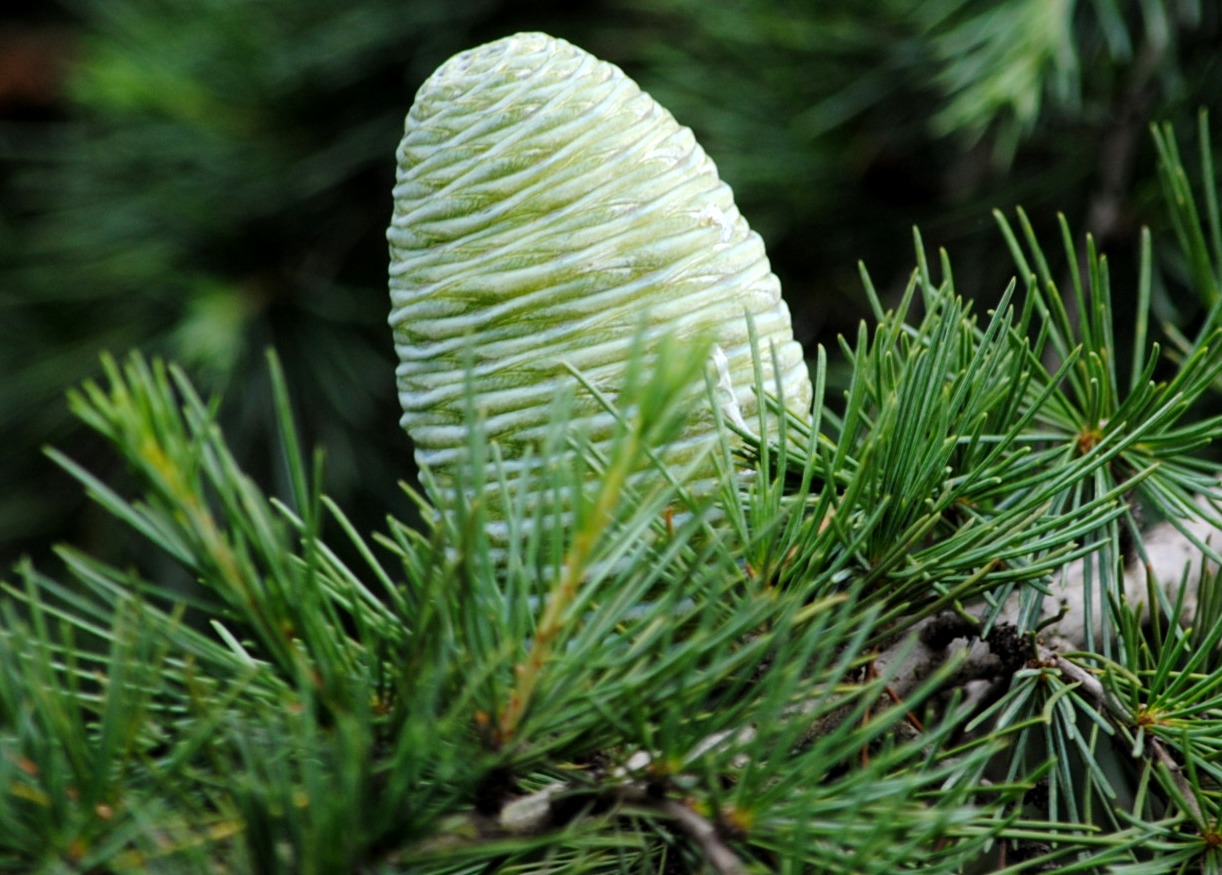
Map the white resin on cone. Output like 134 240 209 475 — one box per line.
388 32 811 528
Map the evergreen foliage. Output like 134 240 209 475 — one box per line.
5 3 1222 872
3 106 1222 871
0 0 515 564
602 0 1220 310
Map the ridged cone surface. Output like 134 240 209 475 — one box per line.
388 32 811 525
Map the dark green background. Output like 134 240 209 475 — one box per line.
2 0 1218 570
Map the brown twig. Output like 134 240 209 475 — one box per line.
657 798 748 875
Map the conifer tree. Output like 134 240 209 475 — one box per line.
5 22 1222 873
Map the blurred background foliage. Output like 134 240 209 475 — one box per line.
1 0 1219 569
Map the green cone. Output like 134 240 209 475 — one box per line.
388 32 811 529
